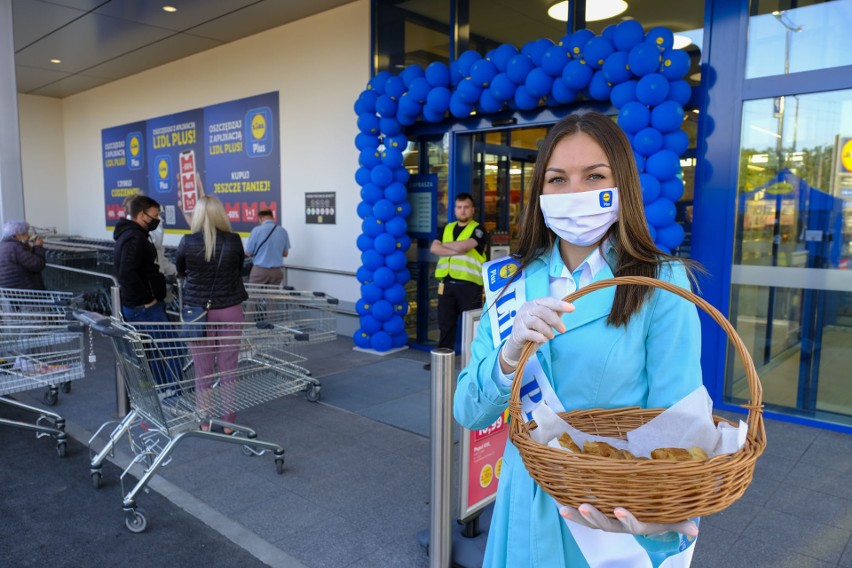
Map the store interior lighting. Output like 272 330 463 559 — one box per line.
547 0 629 22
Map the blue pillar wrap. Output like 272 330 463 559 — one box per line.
353 22 691 351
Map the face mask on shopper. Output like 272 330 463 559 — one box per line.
539 187 619 246
146 218 160 232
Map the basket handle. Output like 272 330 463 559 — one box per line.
508 275 764 439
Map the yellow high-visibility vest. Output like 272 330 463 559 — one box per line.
435 221 486 285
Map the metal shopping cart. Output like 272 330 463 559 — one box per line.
242 283 339 402
75 310 311 533
0 288 86 456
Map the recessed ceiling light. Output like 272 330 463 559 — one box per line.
548 0 628 22
673 35 692 49
50 58 61 64
162 5 177 12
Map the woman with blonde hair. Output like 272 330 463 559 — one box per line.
176 196 247 433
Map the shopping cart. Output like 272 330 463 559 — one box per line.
243 283 339 402
75 310 310 533
0 288 86 456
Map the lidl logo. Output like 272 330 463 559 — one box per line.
154 154 171 193
488 257 520 292
129 135 140 157
766 182 793 195
251 113 266 140
599 190 613 208
126 131 143 170
158 158 168 179
840 138 852 173
245 107 273 157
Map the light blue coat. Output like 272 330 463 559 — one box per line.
453 247 702 568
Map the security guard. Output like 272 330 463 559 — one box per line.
429 192 487 365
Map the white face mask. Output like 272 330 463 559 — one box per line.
539 188 619 246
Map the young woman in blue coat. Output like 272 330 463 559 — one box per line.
454 111 703 567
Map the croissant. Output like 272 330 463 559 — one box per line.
558 433 581 453
650 446 708 461
584 440 636 460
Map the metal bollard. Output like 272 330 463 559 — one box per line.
110 285 129 417
430 348 454 568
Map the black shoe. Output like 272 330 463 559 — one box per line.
423 363 431 370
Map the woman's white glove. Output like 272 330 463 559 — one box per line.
501 297 574 367
559 504 698 537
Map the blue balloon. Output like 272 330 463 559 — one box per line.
353 329 371 349
360 314 381 334
384 182 406 204
385 215 407 236
646 149 680 181
550 78 578 104
525 68 554 98
368 71 392 94
373 233 396 255
355 166 371 186
361 182 383 204
490 73 517 101
373 198 396 221
375 94 397 117
663 130 689 155
425 62 450 87
398 92 422 117
639 173 661 204
373 266 396 289
357 113 379 135
396 112 417 127
628 43 662 77
379 117 402 136
448 93 473 119
385 251 407 271
632 127 664 157
355 133 379 151
356 201 373 220
362 216 384 238
667 79 692 106
395 267 411 285
357 89 378 113
565 29 595 58
385 76 406 100
391 332 408 348
370 330 393 351
610 80 637 108
356 233 375 252
362 249 385 270
382 314 405 335
506 54 534 84
660 177 685 202
393 303 409 318
656 222 685 250
372 301 394 323
646 27 674 51
386 134 408 150
601 51 631 84
426 87 451 114
617 101 650 134
400 64 425 88
522 38 554 66
370 164 394 187
644 197 677 227
396 201 412 218
650 100 684 133
588 71 613 100
356 267 373 285
562 59 593 90
456 50 482 76
655 242 672 255
513 85 539 110
361 283 383 304
660 49 691 80
584 36 615 69
384 283 406 304
647 223 657 242
394 168 410 185
396 234 411 251
478 89 504 113
491 44 518 72
636 73 669 105
470 58 498 87
633 151 645 173
540 45 571 77
456 77 482 104
382 148 404 169
359 147 381 168
613 20 645 52
408 77 431 103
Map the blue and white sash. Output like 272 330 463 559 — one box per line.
482 256 696 568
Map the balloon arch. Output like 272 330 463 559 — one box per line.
352 20 692 351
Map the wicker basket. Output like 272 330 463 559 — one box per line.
509 275 766 523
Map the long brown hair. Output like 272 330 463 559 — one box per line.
515 111 695 326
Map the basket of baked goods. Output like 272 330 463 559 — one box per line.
509 275 767 523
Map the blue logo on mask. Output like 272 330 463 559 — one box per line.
599 190 613 208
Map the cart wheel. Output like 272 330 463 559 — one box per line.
61 381 71 393
56 441 67 458
125 509 148 533
305 386 321 402
91 471 102 489
275 458 284 474
43 389 58 406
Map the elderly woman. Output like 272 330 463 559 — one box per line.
0 220 46 290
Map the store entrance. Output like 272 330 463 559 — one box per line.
404 124 548 348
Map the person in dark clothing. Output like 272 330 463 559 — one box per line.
0 220 46 290
175 196 247 433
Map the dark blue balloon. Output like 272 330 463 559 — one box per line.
644 197 677 227
396 234 411 251
400 64 425 88
588 71 613 100
660 49 691 80
372 301 394 322
359 147 381 168
395 267 411 285
636 73 669 106
362 249 385 271
601 51 631 84
396 201 412 218
385 251 407 271
373 198 396 221
506 54 534 84
617 101 651 134
360 314 381 333
361 182 383 204
356 267 373 285
513 85 539 110
370 330 393 351
356 201 373 220
375 94 397 117
357 113 379 135
408 77 431 103
647 223 657 242
396 113 416 126
385 76 406 100
422 105 444 123
667 80 692 106
373 266 396 289
386 134 408 151
565 29 595 58
449 93 474 118
639 173 661 204
663 130 689 155
456 50 482 76
660 177 685 202
369 71 392 94
361 282 383 304
385 215 407 237
633 151 645 173
490 73 517 101
550 78 578 104
426 86 451 113
584 37 615 69
655 242 672 255
384 283 406 304
353 329 371 349
656 221 685 250
602 24 618 41
525 68 554 98
628 43 662 77
382 147 404 169
650 100 684 133
356 233 375 252
355 133 379 151
632 127 664 157
384 182 406 205
394 167 410 185
478 89 504 113
370 164 394 187
425 61 451 87
613 20 645 52
524 38 554 66
470 58 498 87
379 117 402 136
645 27 674 51
491 44 518 72
362 216 384 238
457 77 483 104
382 314 405 335
358 89 379 113
540 45 571 77
562 59 593 90
373 233 396 255
646 149 680 181
355 166 371 186
610 80 638 108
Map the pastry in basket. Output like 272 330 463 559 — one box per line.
557 433 581 453
650 446 708 461
583 440 636 460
